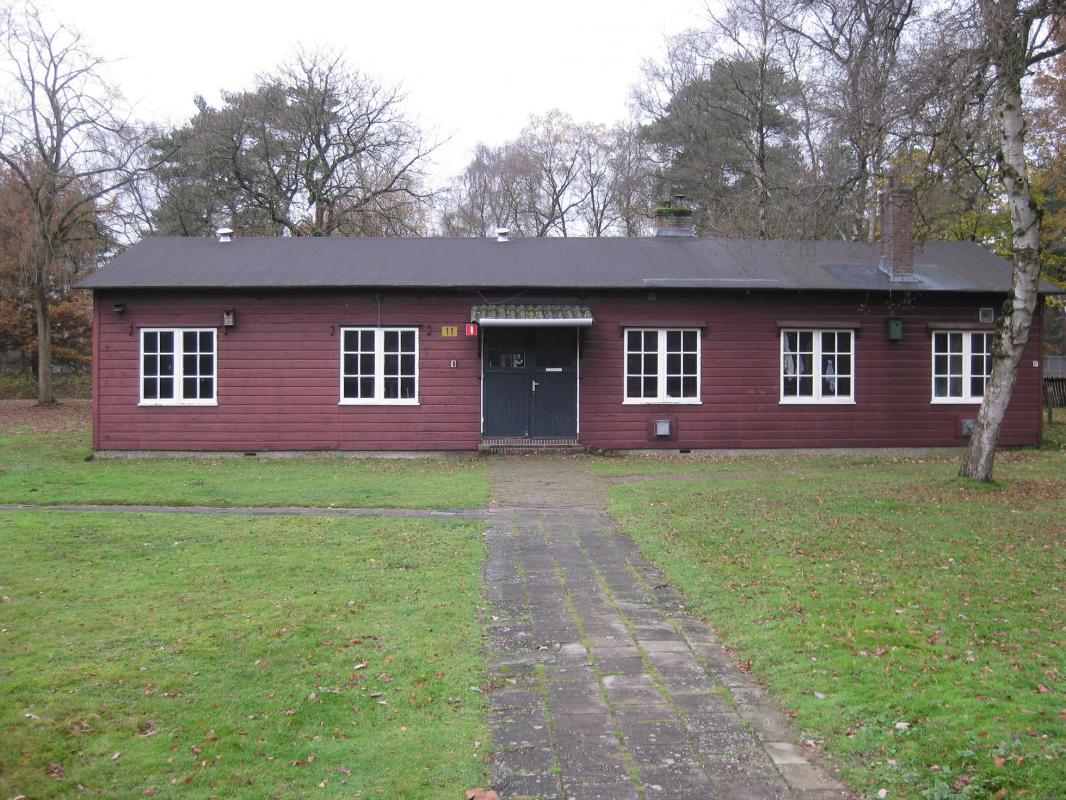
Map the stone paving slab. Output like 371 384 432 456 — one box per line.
484 457 849 800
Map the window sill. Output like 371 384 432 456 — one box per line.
779 398 856 405
339 399 420 406
931 398 982 405
139 400 218 407
622 398 702 406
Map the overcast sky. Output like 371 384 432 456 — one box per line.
44 0 709 184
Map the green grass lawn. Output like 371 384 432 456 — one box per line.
0 510 489 799
609 427 1066 799
0 424 490 510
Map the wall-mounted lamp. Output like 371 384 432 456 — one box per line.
222 308 236 332
113 302 127 314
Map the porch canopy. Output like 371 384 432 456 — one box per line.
471 304 593 327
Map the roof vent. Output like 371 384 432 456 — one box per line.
216 227 233 244
496 227 509 243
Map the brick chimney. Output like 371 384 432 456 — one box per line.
879 184 917 282
655 193 696 238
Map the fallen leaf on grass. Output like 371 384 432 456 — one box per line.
46 763 65 781
1036 684 1051 694
337 767 352 776
465 790 500 800
144 787 157 797
292 754 316 767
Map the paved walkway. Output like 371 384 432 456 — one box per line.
484 457 847 800
7 458 848 799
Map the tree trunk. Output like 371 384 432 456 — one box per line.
851 164 868 241
960 28 1041 481
34 272 55 406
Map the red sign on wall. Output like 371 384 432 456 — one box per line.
466 324 479 336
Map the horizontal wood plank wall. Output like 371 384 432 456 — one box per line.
95 290 482 451
94 288 1044 451
579 291 1042 449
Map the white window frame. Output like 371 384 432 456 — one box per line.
931 330 992 404
779 329 856 405
339 327 420 406
138 327 218 407
622 328 701 405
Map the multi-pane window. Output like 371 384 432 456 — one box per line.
341 327 418 404
932 331 992 402
624 329 700 403
780 329 854 403
140 329 216 405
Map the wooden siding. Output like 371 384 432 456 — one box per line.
94 291 482 451
92 288 1044 452
579 292 1042 449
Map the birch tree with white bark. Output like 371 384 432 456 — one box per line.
959 0 1066 480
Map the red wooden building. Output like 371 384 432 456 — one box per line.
80 201 1052 454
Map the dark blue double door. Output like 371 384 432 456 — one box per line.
483 328 578 439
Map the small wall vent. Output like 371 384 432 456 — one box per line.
654 419 672 437
979 307 994 324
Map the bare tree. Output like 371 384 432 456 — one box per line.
576 122 656 236
576 124 617 236
514 111 587 236
0 2 155 404
960 0 1066 480
775 0 918 241
606 122 656 236
440 112 653 237
150 49 435 237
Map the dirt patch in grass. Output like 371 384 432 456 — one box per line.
0 399 91 434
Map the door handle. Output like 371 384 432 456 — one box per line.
531 380 540 392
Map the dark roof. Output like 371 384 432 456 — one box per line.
78 235 1059 294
